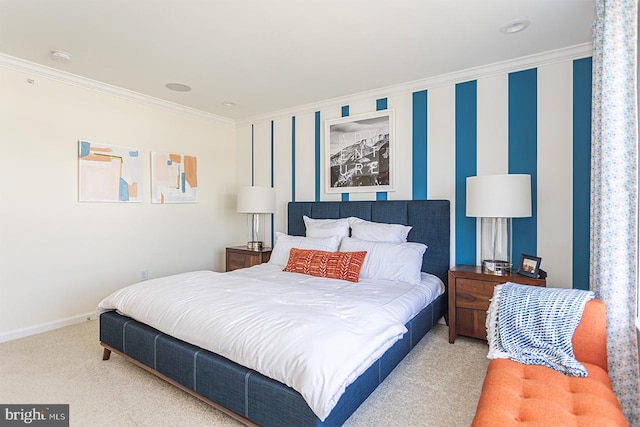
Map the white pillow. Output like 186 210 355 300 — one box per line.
269 232 341 266
339 237 427 284
303 215 350 238
347 217 412 243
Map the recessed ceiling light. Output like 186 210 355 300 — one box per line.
222 102 236 107
501 20 530 34
50 50 72 63
165 82 192 92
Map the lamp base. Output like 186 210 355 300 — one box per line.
247 241 263 250
482 260 511 276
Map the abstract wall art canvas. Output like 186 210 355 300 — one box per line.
151 152 198 203
78 140 143 202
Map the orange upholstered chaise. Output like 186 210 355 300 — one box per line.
472 299 628 426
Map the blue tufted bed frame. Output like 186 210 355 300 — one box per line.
100 200 450 426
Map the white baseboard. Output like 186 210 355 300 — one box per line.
0 312 98 343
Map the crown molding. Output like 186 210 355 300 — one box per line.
238 42 592 125
0 53 235 127
2 42 592 128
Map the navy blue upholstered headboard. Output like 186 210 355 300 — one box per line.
287 200 450 285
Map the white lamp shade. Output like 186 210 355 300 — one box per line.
237 186 275 213
466 174 531 218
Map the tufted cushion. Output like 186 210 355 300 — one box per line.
283 248 367 282
472 299 628 427
472 359 627 426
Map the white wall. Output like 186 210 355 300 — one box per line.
0 66 240 341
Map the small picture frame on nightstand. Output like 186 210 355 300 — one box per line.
517 254 542 278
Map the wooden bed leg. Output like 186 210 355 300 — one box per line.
102 348 112 360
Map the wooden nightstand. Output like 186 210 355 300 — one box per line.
448 265 546 343
225 246 272 272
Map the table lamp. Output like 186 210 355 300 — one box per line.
237 185 275 250
466 174 531 275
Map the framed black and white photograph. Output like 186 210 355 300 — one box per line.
517 254 542 278
324 110 395 193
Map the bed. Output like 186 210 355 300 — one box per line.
99 200 450 426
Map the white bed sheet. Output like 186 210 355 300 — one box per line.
98 265 443 420
231 263 444 325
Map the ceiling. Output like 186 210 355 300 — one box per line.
0 0 595 121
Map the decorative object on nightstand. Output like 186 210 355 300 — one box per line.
466 174 532 275
447 265 546 343
516 253 543 278
225 246 272 272
237 185 275 250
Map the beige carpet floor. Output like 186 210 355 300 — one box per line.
0 320 489 426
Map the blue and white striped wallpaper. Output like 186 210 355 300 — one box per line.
238 54 592 290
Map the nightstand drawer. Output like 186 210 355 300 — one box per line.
455 279 499 310
225 246 272 272
227 251 257 270
448 265 546 343
456 307 488 340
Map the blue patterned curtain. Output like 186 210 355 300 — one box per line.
590 0 640 424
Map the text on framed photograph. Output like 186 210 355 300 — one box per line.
324 110 395 193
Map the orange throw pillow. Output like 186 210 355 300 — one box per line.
283 248 367 282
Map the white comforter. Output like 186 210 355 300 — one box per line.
98 264 443 420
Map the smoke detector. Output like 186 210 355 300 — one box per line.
50 50 72 63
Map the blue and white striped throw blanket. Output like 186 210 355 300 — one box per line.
486 282 595 377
